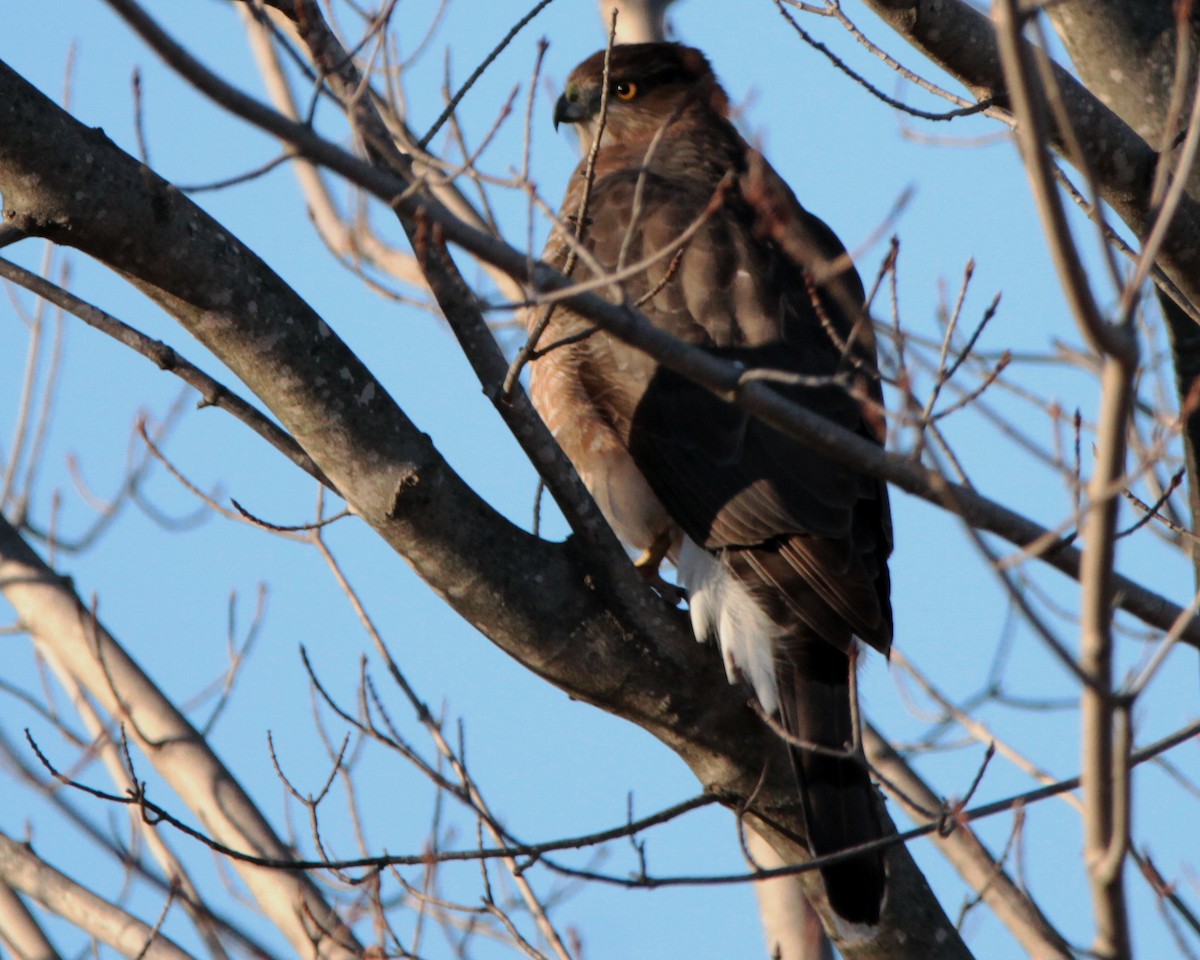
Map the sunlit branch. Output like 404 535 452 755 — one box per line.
0 516 362 960
995 4 1136 956
0 832 197 960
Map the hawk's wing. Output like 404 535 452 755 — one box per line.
565 164 892 655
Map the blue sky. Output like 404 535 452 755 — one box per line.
2 1 1198 958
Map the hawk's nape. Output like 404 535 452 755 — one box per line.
528 42 892 927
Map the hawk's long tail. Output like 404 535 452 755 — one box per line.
778 640 886 926
677 538 887 925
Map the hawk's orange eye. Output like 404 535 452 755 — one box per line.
613 81 638 101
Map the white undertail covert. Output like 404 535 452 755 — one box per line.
677 537 785 715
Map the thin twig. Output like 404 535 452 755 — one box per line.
776 0 993 121
0 257 333 489
416 0 555 149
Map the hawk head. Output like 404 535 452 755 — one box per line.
553 42 731 153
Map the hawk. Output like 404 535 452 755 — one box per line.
529 42 892 925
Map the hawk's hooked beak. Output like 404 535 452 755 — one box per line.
553 83 592 131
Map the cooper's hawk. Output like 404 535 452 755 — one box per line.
528 42 892 925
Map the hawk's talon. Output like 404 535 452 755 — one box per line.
634 530 686 604
632 527 672 574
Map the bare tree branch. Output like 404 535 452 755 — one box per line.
993 4 1137 954
0 832 196 960
865 726 1074 960
0 517 361 960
